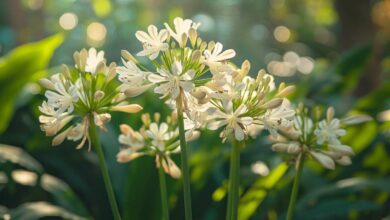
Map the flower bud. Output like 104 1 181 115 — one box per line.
189 28 197 46
61 64 71 79
327 106 335 122
121 50 137 63
310 151 335 170
39 78 55 90
94 90 105 101
124 84 152 97
277 85 296 97
52 127 72 146
141 114 151 127
342 115 372 125
117 149 144 163
335 156 352 166
111 104 143 113
260 98 283 109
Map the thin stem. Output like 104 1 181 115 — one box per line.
286 153 305 220
176 94 193 220
226 140 241 220
89 116 122 220
159 157 170 220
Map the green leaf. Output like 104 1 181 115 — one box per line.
0 34 63 133
0 144 43 173
10 201 88 220
296 177 390 210
10 169 89 217
295 199 380 220
334 45 372 93
238 162 289 220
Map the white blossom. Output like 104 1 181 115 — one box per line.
135 25 168 60
148 61 195 100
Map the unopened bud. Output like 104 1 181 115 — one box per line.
260 98 283 109
94 90 105 101
277 85 295 97
111 104 143 113
327 106 335 122
39 78 55 90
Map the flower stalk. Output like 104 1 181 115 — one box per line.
176 92 193 220
286 153 305 220
89 115 121 220
226 140 241 220
159 156 170 220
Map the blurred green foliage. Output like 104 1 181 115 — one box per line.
0 0 390 220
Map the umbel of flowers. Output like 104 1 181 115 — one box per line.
116 112 199 220
270 104 371 220
117 17 296 220
116 17 237 220
38 48 146 220
39 48 142 149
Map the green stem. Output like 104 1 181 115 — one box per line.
286 153 305 220
176 94 193 220
159 157 170 220
226 140 241 220
89 116 121 220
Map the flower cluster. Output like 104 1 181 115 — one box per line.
39 48 143 150
116 112 199 178
117 17 295 143
271 105 371 169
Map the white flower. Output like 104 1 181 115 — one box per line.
203 42 236 67
259 99 295 137
85 48 105 74
135 25 168 60
45 82 78 114
146 122 172 150
117 58 150 87
148 61 195 99
314 119 346 145
207 101 253 141
164 17 200 47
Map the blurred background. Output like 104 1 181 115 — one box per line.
1 0 390 219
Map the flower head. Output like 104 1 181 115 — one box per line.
39 48 144 150
270 105 371 169
116 112 199 178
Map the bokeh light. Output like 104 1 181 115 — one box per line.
59 12 78 30
87 22 107 45
273 25 291 43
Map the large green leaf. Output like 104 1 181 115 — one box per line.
238 163 289 220
0 144 43 173
296 177 390 210
10 201 88 220
10 170 89 217
0 34 63 133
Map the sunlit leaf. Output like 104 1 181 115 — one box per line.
0 34 63 133
296 177 390 210
10 202 88 220
238 163 289 220
0 144 43 173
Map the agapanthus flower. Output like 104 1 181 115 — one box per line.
39 48 144 150
164 17 200 47
116 112 199 178
202 60 296 142
271 105 372 169
124 17 237 116
135 25 168 60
